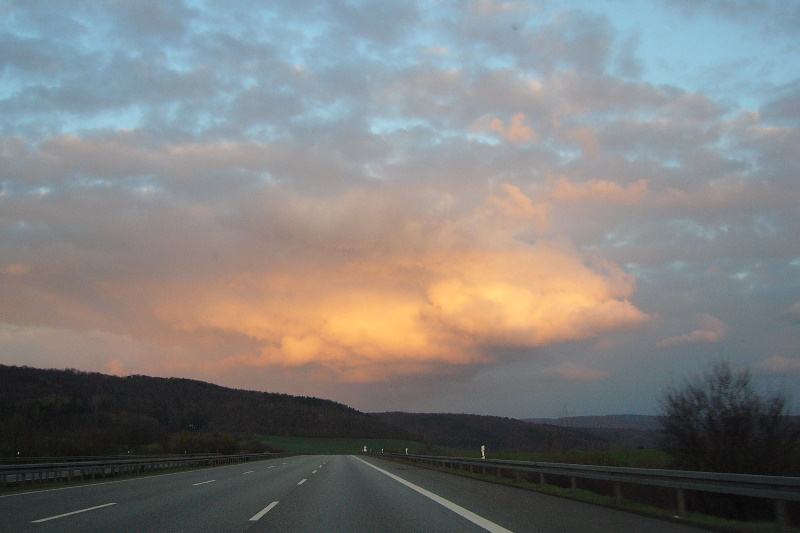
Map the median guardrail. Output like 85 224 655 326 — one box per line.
0 452 293 488
378 453 800 528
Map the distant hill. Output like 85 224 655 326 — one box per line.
523 415 661 449
371 412 620 453
523 414 661 431
0 365 416 457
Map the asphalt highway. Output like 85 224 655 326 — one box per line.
0 455 708 532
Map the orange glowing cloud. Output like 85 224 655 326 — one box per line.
550 177 649 205
144 184 648 381
0 167 649 383
484 183 551 233
473 113 537 144
1 263 32 276
656 314 726 349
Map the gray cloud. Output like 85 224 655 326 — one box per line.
659 0 800 36
761 81 800 125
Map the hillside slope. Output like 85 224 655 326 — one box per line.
371 411 616 453
0 365 416 456
524 414 660 431
523 415 661 448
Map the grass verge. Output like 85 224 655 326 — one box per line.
256 435 426 455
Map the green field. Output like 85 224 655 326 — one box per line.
256 434 670 470
494 448 671 469
257 435 427 455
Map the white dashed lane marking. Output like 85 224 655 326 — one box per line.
32 503 117 523
249 501 279 521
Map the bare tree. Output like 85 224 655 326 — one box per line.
659 360 799 475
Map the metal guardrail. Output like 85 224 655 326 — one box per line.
0 452 292 488
0 453 247 465
379 453 800 528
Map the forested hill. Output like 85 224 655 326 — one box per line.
0 365 416 457
371 412 617 453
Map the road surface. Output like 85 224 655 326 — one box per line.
0 455 708 532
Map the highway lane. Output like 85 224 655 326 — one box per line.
249 456 709 533
0 455 323 533
0 454 709 532
247 455 502 532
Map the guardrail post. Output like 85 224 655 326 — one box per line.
676 488 686 517
775 499 788 531
570 476 577 493
614 482 622 505
539 472 545 486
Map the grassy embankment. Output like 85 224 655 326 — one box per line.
257 435 427 455
495 448 672 469
257 434 670 470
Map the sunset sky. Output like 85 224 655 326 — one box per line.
2 0 799 418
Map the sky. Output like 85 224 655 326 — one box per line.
2 0 800 418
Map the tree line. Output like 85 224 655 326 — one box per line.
0 365 415 457
659 360 799 476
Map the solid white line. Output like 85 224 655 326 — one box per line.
32 502 117 523
297 478 306 485
353 457 514 533
249 501 279 521
192 479 216 486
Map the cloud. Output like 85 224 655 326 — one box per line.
472 113 537 144
2 0 800 414
785 302 800 324
656 314 726 349
484 183 550 233
0 167 648 382
550 177 649 205
659 0 800 36
1 263 31 276
153 184 647 381
540 362 610 382
754 355 800 376
106 358 128 377
761 81 800 126
0 323 166 375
